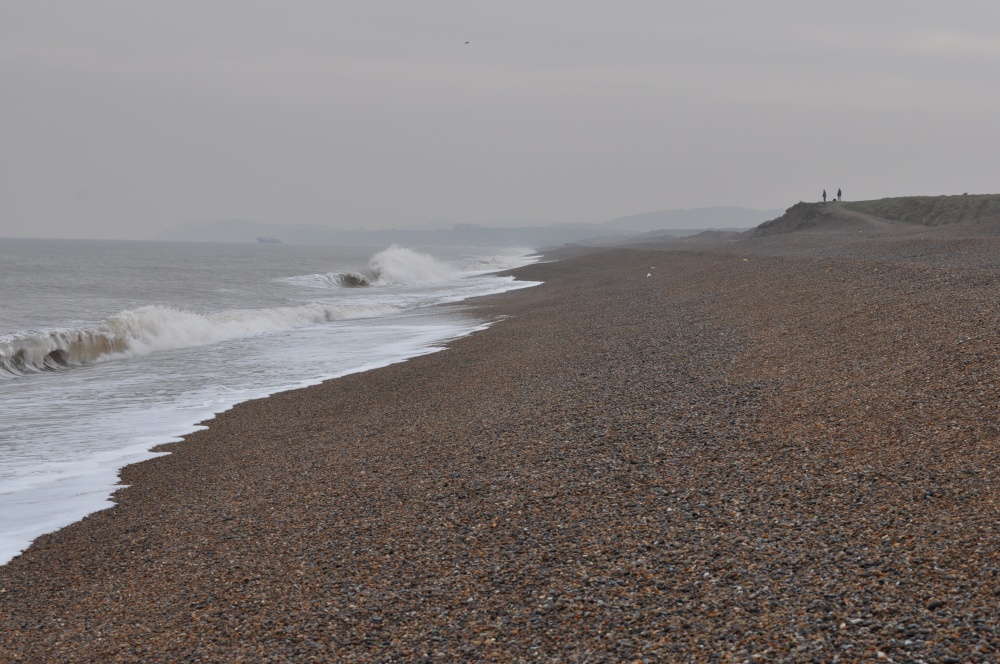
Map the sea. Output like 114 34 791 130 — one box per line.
0 239 540 565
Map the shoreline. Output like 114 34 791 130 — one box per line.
2 229 998 660
0 245 542 567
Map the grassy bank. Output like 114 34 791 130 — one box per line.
843 193 1000 225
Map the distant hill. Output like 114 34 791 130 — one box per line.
159 206 780 247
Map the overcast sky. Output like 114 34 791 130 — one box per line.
2 1 998 239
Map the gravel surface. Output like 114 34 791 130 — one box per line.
1 223 998 662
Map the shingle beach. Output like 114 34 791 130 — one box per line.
2 207 998 662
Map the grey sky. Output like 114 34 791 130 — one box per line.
2 1 998 239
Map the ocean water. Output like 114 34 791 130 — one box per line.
0 239 540 564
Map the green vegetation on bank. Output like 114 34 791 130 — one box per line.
843 194 1000 226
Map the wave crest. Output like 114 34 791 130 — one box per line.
287 245 537 290
0 302 400 378
368 245 458 285
335 272 372 287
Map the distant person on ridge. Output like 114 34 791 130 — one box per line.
837 188 842 201
822 189 827 203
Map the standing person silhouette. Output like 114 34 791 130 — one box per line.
822 189 827 203
837 188 842 201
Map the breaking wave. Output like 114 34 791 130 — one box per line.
288 245 536 290
0 302 400 378
369 245 459 284
1 245 539 379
